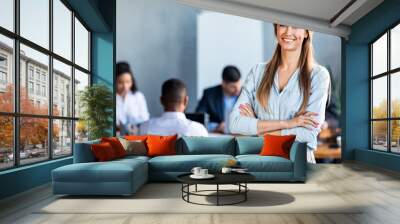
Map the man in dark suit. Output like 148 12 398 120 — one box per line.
196 65 241 133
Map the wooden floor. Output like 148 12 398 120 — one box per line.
1 162 400 224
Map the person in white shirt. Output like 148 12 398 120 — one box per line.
140 79 208 137
116 62 150 135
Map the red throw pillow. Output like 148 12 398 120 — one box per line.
146 135 177 157
260 134 296 159
101 137 127 158
91 142 117 161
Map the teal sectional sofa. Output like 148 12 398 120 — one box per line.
52 136 307 196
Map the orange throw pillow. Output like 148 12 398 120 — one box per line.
125 135 148 142
260 134 296 159
91 142 117 161
101 137 127 158
146 135 177 157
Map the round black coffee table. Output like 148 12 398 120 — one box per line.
177 173 255 206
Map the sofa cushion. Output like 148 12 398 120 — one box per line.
101 137 127 158
91 142 118 161
119 138 148 156
179 136 235 155
235 136 263 155
236 155 293 172
53 157 147 183
116 155 150 163
125 135 148 141
260 134 296 159
73 139 100 163
147 135 177 157
149 154 235 172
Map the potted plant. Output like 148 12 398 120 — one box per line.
79 84 113 140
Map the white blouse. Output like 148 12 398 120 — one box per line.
229 63 330 149
229 63 331 163
116 91 150 127
139 112 208 137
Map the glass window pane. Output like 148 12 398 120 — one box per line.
53 119 72 157
391 72 400 118
372 121 388 151
53 59 72 117
20 0 49 49
74 69 89 117
0 116 13 170
0 0 14 31
391 24 400 70
20 117 49 165
20 44 49 115
53 0 72 60
372 33 387 76
0 34 14 112
391 120 400 153
372 76 387 119
75 120 88 143
75 18 89 70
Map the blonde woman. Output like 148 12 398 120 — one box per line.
229 24 330 163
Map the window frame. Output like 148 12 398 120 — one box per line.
0 0 92 171
370 20 400 154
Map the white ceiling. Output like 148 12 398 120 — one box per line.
176 0 384 38
227 0 352 21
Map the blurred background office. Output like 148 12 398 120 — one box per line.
116 0 342 163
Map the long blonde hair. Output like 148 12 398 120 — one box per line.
256 24 314 113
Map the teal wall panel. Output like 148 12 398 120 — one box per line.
92 33 114 88
343 44 370 160
91 32 115 135
343 0 400 171
91 0 116 135
66 0 110 32
355 149 400 172
0 158 72 199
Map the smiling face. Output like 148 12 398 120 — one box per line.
275 24 308 51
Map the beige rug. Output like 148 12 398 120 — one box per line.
38 183 362 214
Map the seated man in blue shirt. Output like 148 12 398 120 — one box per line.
196 65 241 133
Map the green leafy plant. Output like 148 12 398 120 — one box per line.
79 84 113 140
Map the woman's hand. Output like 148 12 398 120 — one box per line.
239 103 255 118
287 111 319 129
